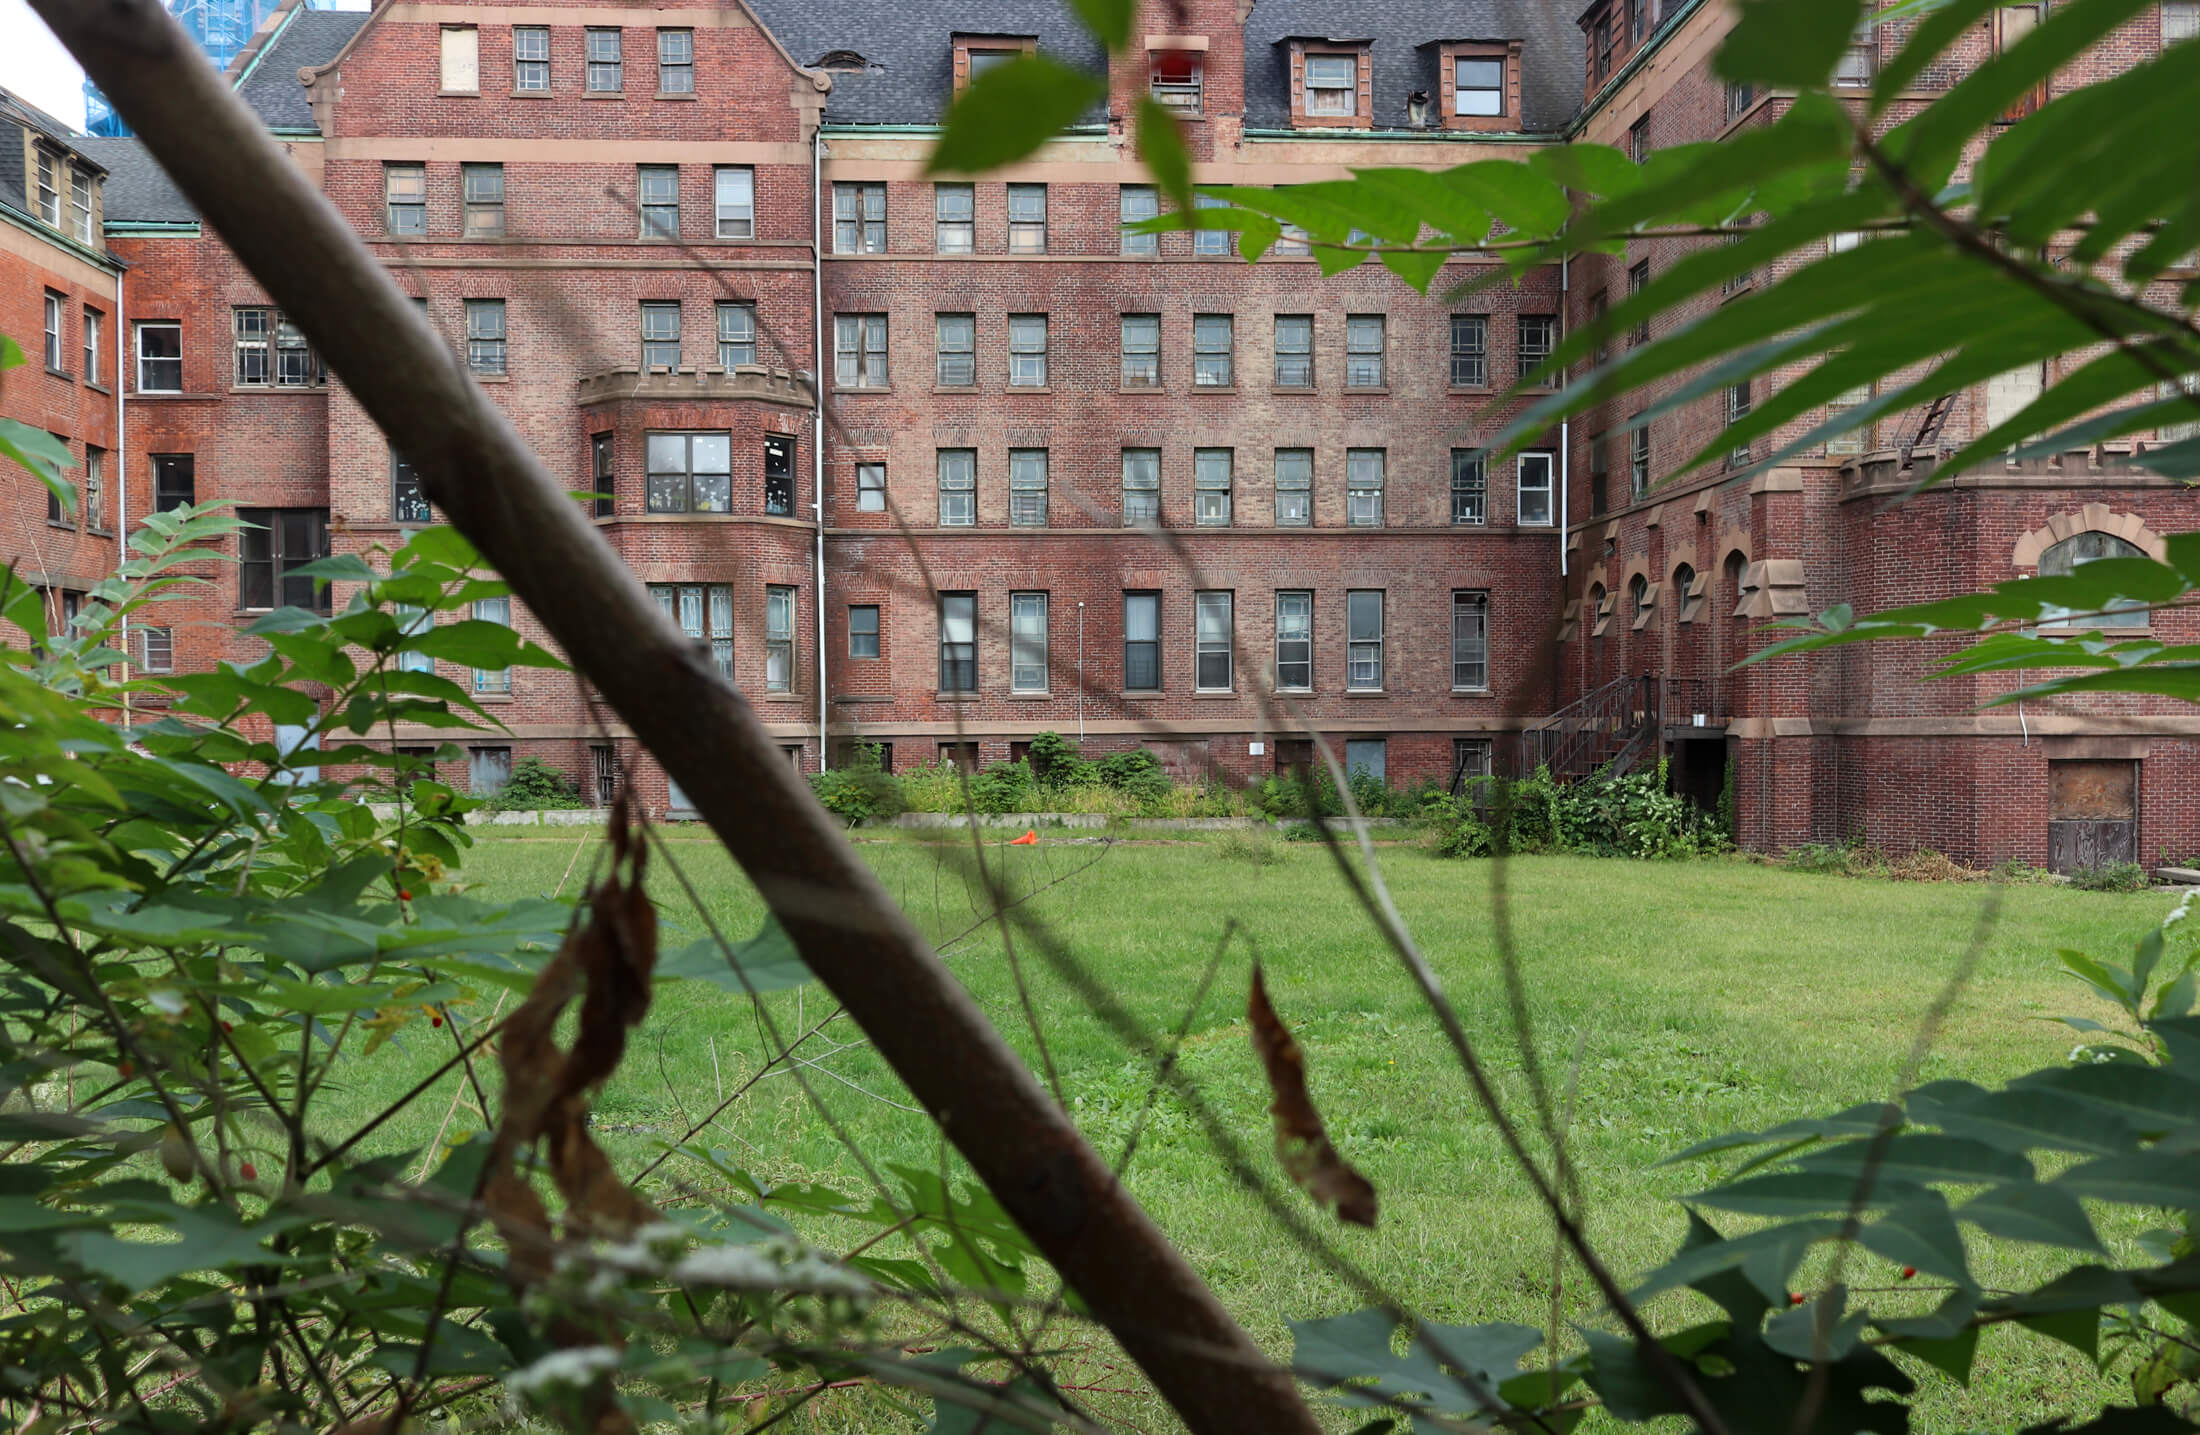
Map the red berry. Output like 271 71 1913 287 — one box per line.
220 1021 232 1033
1790 1293 1806 1305
398 889 413 901
239 1162 258 1182
431 1015 444 1028
1901 1267 1917 1280
118 1061 134 1079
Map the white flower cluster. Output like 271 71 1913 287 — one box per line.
506 1344 620 1402
560 1223 871 1302
2163 889 2198 932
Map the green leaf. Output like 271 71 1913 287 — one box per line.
2055 1152 2200 1209
1794 1132 2035 1186
658 916 815 993
1690 1169 1925 1217
1068 0 1132 51
1901 1325 1980 1386
1134 96 1192 213
1715 0 1866 88
1858 1195 1975 1288
926 56 1106 176
1959 1182 2105 1254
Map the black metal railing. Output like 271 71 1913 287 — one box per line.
1517 673 1658 781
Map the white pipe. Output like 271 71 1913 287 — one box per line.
1077 600 1085 744
1559 254 1569 579
812 122 828 770
113 261 130 728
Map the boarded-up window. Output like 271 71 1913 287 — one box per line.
2048 759 2138 873
441 26 480 91
1984 362 2045 435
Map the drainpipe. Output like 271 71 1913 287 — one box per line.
1077 601 1085 745
113 261 130 729
812 121 828 770
1559 255 1570 580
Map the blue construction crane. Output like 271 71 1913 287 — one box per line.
84 0 339 136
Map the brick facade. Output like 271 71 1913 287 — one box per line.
17 0 2195 865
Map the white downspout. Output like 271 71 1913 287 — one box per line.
1559 254 1570 579
812 121 829 770
114 262 130 729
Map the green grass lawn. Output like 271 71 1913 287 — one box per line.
338 829 2177 1432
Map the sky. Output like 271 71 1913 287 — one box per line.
0 0 371 132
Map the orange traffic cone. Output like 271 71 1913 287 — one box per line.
1008 829 1038 846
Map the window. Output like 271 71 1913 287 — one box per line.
1725 81 1755 121
1304 53 1357 116
641 301 681 368
1453 738 1493 785
936 313 975 386
834 182 885 253
1194 192 1232 256
1588 290 1611 362
1628 261 1651 344
46 465 71 527
137 322 182 393
1347 591 1383 690
1519 314 1557 383
939 594 977 691
42 291 62 372
470 746 513 794
2159 375 2200 442
1630 423 1651 496
658 29 694 93
441 24 479 91
1595 16 1615 81
1727 382 1754 465
1009 448 1048 525
465 299 507 375
645 431 731 513
1673 564 1700 624
1009 314 1048 386
1435 316 1488 391
590 745 616 806
34 151 58 226
765 585 796 691
937 449 975 525
1629 116 1650 164
1276 592 1313 690
69 167 93 244
764 434 795 516
1007 184 1047 252
1193 314 1234 386
273 316 318 386
856 462 886 512
1826 383 1873 455
2040 533 2149 628
82 307 101 386
1121 185 1159 255
710 167 754 240
1590 433 1610 516
586 28 622 91
716 301 756 366
835 314 888 387
239 507 330 612
938 742 979 772
393 454 430 523
83 447 103 530
1836 18 1874 85
2169 1 2200 41
138 625 174 675
513 25 550 90
935 184 974 252
1346 449 1384 527
1195 449 1232 526
1455 55 1503 115
457 163 504 238
1345 314 1385 387
591 432 614 517
1187 591 1234 691
639 165 680 238
1518 452 1555 526
1275 449 1312 527
1151 50 1202 111
1275 314 1314 387
1452 592 1489 690
392 604 436 674
1124 593 1160 690
152 453 193 511
385 162 426 235
1123 448 1160 524
849 604 880 658
1451 450 1486 525
650 583 733 679
968 47 1018 79
1121 314 1161 387
1010 592 1049 692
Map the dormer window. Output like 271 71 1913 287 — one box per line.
969 48 1017 78
1151 50 1203 112
1454 56 1503 115
955 35 1034 91
1304 54 1358 115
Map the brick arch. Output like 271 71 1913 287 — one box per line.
1665 542 1699 586
2012 505 2169 570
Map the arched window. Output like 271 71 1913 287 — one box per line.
2040 532 2148 628
1588 583 1608 637
1628 573 1648 623
1723 551 1748 620
1673 563 1697 622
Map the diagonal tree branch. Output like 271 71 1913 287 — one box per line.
34 4 1321 1431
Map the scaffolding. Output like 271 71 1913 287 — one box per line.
85 0 338 136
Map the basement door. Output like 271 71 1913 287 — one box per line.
2047 759 2138 873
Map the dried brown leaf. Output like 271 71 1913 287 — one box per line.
1248 963 1377 1228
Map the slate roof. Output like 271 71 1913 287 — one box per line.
0 91 105 232
742 0 1108 127
1243 1 1583 133
237 8 370 131
77 138 198 225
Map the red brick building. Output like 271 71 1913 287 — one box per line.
15 0 2198 867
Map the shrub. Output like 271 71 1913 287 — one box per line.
1213 829 1285 866
1259 771 1341 820
1027 731 1098 791
969 759 1036 814
482 755 586 812
810 742 904 826
1430 761 1726 862
2071 860 2151 893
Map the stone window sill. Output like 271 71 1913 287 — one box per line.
656 93 697 101
86 382 110 396
473 692 515 704
761 692 806 701
935 691 979 702
470 373 510 384
45 368 72 381
1006 385 1053 394
1191 690 1237 699
1273 385 1317 396
509 91 552 98
1451 688 1492 697
583 91 624 100
1191 384 1238 395
1345 688 1387 697
1118 386 1166 395
46 519 74 532
1006 690 1052 700
1121 690 1165 699
438 89 479 98
834 386 891 395
1343 386 1390 396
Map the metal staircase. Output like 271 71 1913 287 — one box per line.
1515 674 1661 784
1899 391 1957 473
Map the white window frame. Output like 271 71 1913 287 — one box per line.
1008 314 1048 386
1346 591 1383 691
136 321 182 394
1454 55 1503 116
1007 183 1047 253
472 594 512 693
1275 591 1312 691
1304 53 1357 116
1275 449 1312 527
1009 448 1048 525
1346 448 1384 527
716 301 756 367
937 449 976 526
1120 185 1159 255
639 164 681 239
713 166 754 239
856 462 886 511
1517 451 1555 526
1010 591 1049 692
650 582 734 680
82 307 101 386
833 181 885 254
657 28 694 93
1122 448 1160 525
765 584 796 691
1195 591 1234 691
1452 591 1489 691
1344 314 1385 388
935 183 975 253
1193 314 1233 387
513 25 550 91
1121 314 1161 387
936 312 976 387
585 26 623 92
1194 448 1232 526
835 313 888 388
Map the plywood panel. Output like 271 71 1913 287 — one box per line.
2049 760 2135 821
